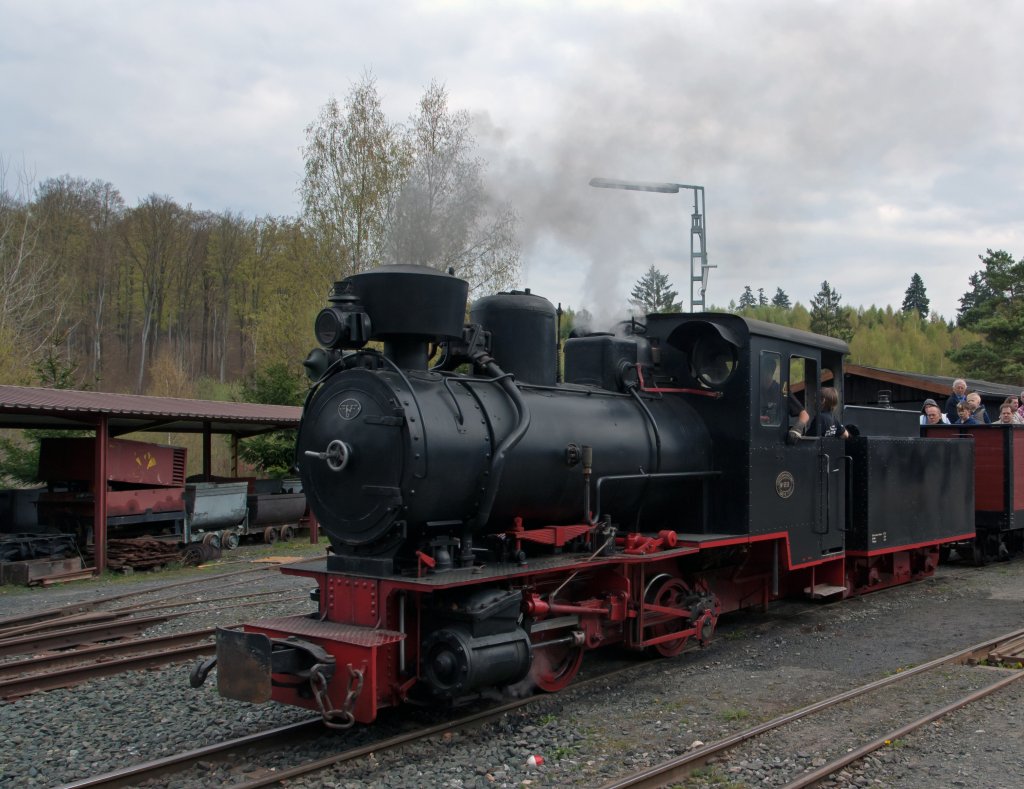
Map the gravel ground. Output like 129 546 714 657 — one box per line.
1 550 1022 789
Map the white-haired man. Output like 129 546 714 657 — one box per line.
944 379 967 424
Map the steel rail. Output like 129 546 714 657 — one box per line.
0 609 131 640
0 614 176 657
0 641 216 699
780 670 1024 789
55 719 325 789
598 625 1024 789
0 627 216 680
56 659 646 789
0 564 275 633
55 599 1017 789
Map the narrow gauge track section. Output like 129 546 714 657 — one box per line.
0 589 306 698
0 565 308 698
56 660 648 789
0 563 278 637
53 626 1024 789
599 628 1024 789
0 627 217 699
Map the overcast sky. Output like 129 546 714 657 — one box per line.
3 0 1022 324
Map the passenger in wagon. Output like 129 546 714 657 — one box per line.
966 392 991 424
955 402 978 425
944 378 968 423
920 399 949 425
997 403 1016 424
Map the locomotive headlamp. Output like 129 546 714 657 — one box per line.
314 283 372 349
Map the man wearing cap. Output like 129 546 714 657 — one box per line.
921 398 949 425
944 379 967 424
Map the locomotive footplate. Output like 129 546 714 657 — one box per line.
280 545 703 590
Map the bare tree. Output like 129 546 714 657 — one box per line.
384 80 519 295
34 175 124 384
208 211 247 381
300 72 410 277
168 208 211 377
0 159 65 381
301 75 520 295
121 195 185 392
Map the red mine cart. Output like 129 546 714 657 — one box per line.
36 437 187 544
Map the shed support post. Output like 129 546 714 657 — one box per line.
203 421 212 480
93 415 109 575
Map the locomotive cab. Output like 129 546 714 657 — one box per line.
642 314 851 579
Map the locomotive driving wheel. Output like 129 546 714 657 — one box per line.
643 574 692 657
529 628 584 692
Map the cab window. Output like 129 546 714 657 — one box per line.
790 355 819 431
759 352 781 427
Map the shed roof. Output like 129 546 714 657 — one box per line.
846 364 1021 399
0 385 301 437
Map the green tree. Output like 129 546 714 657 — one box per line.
300 71 408 277
809 281 854 342
236 362 307 476
737 285 756 310
0 347 85 485
901 273 930 318
948 249 1024 382
630 266 682 313
771 287 791 309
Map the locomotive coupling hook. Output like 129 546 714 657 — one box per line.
304 439 352 471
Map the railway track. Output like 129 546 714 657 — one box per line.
54 626 1024 789
0 564 277 637
599 627 1024 788
0 564 309 698
55 658 649 789
0 627 218 699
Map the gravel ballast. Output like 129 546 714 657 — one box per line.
1 547 1022 789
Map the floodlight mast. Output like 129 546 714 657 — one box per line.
588 177 712 312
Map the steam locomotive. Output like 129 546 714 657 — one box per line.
191 264 975 727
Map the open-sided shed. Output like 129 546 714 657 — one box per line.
0 385 301 573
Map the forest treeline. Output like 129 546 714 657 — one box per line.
0 75 518 398
627 266 983 380
2 70 1021 402
0 161 1012 399
1 169 332 397
716 251 1024 383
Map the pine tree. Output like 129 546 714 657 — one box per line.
738 285 756 310
901 273 930 318
757 287 768 306
771 287 791 309
809 281 854 342
629 266 682 313
948 249 1024 381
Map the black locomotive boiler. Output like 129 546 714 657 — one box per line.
192 264 974 727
